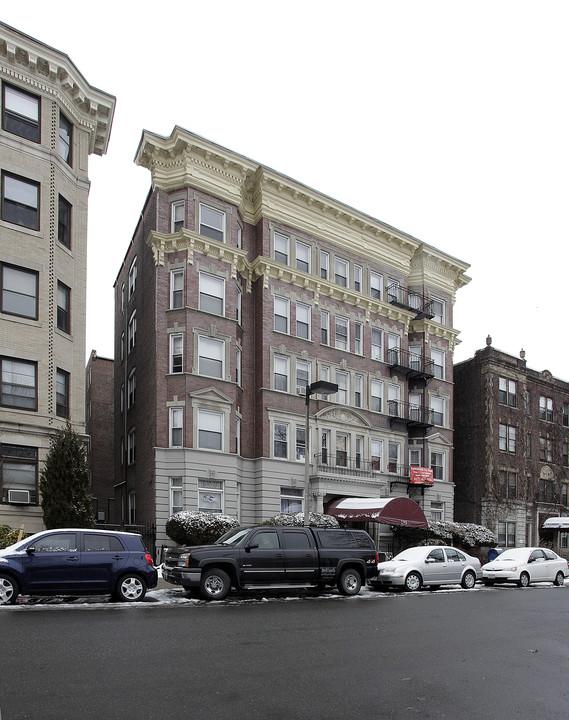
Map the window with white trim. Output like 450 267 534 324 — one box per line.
198 336 224 378
55 369 69 419
296 360 310 394
128 257 137 298
499 377 516 406
1 357 37 410
236 287 242 325
371 439 383 471
371 379 383 413
354 264 362 292
58 195 71 248
170 478 183 515
370 272 383 300
274 232 289 264
409 447 422 467
170 269 184 309
388 384 401 418
431 396 445 426
1 264 38 319
171 201 184 232
56 281 70 334
274 355 289 392
430 502 444 522
371 328 382 361
199 272 225 316
498 521 516 547
431 349 445 380
295 425 306 461
431 297 445 324
281 487 303 513
354 322 363 355
170 333 183 374
274 296 289 333
335 315 349 350
198 479 224 513
1 172 40 230
274 421 289 459
296 303 311 340
1 444 38 505
296 241 311 273
59 113 72 165
388 442 400 472
170 407 183 447
430 451 443 481
127 368 136 408
354 374 363 408
199 203 225 242
335 258 348 287
336 370 349 405
320 251 329 280
236 346 241 386
197 410 223 451
3 83 40 142
128 311 136 352
539 396 554 422
499 423 516 453
321 310 330 345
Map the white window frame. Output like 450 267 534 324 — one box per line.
198 478 224 513
335 315 349 351
371 379 383 413
128 311 136 352
320 251 329 280
296 359 311 394
274 296 289 334
354 322 363 355
370 272 383 300
236 346 242 386
371 439 383 471
431 348 445 380
127 368 136 408
199 203 226 243
170 478 183 515
170 333 183 374
169 407 183 447
354 264 362 292
295 425 306 462
296 303 311 340
128 257 137 299
371 327 382 361
274 354 290 392
198 336 225 379
171 201 185 233
335 257 348 287
170 269 184 309
431 451 445 481
431 296 445 324
273 421 289 459
321 310 330 345
296 241 311 273
274 231 290 264
431 396 445 427
199 272 225 316
336 370 349 405
354 374 363 408
197 409 224 451
280 487 304 513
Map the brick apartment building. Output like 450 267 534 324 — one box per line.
0 23 115 533
454 340 569 556
114 126 470 552
85 350 114 523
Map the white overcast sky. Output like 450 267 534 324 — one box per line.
5 1 569 379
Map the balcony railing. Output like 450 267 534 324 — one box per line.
387 348 435 380
313 453 410 478
386 284 434 320
387 399 436 427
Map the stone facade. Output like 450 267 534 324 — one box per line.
454 343 569 556
0 23 114 533
115 127 470 554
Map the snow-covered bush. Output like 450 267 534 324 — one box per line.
165 511 239 546
261 512 340 528
395 520 497 549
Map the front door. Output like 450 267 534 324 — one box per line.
422 548 450 585
239 529 285 585
22 531 81 592
282 529 318 584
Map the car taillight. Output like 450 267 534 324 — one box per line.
375 552 380 565
144 553 153 566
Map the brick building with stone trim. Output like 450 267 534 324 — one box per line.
114 127 470 552
454 341 569 556
0 23 115 533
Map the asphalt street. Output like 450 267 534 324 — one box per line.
1 585 568 720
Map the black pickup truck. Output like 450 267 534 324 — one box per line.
162 525 379 600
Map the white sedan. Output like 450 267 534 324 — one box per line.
482 547 569 587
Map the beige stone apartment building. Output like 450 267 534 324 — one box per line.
114 127 470 554
0 23 115 532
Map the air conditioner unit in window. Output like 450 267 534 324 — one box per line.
8 489 30 504
296 386 307 396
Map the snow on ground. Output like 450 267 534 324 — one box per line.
1 577 566 611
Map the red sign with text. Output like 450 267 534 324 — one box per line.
410 466 434 485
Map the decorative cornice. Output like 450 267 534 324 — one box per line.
135 126 471 298
0 22 115 155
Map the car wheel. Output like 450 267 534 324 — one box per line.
337 568 362 596
200 568 231 601
461 571 476 589
404 572 422 592
553 571 565 587
116 574 147 602
0 575 19 605
518 571 530 588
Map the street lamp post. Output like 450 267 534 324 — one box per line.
303 380 339 526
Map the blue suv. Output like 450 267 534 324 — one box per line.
0 528 158 604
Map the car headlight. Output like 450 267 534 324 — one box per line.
178 552 191 567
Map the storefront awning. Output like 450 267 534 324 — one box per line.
324 496 428 528
542 516 569 530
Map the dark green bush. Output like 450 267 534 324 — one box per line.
0 524 28 549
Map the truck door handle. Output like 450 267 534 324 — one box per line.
66 556 79 562
275 553 284 558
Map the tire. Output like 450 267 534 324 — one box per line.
518 571 530 588
337 568 362 596
0 574 19 605
116 574 147 602
554 571 565 587
404 572 422 592
200 568 231 601
461 571 476 589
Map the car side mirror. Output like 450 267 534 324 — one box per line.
26 546 35 555
245 543 259 553
425 558 435 563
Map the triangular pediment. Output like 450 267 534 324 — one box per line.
315 407 371 428
426 431 452 447
189 386 233 404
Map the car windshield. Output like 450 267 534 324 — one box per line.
494 549 529 562
392 547 432 563
214 528 252 547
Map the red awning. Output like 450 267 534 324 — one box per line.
324 496 428 528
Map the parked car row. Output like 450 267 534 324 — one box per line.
1 528 568 605
0 528 158 605
369 545 569 592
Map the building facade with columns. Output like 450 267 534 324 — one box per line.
114 126 470 552
454 342 569 556
0 23 115 532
